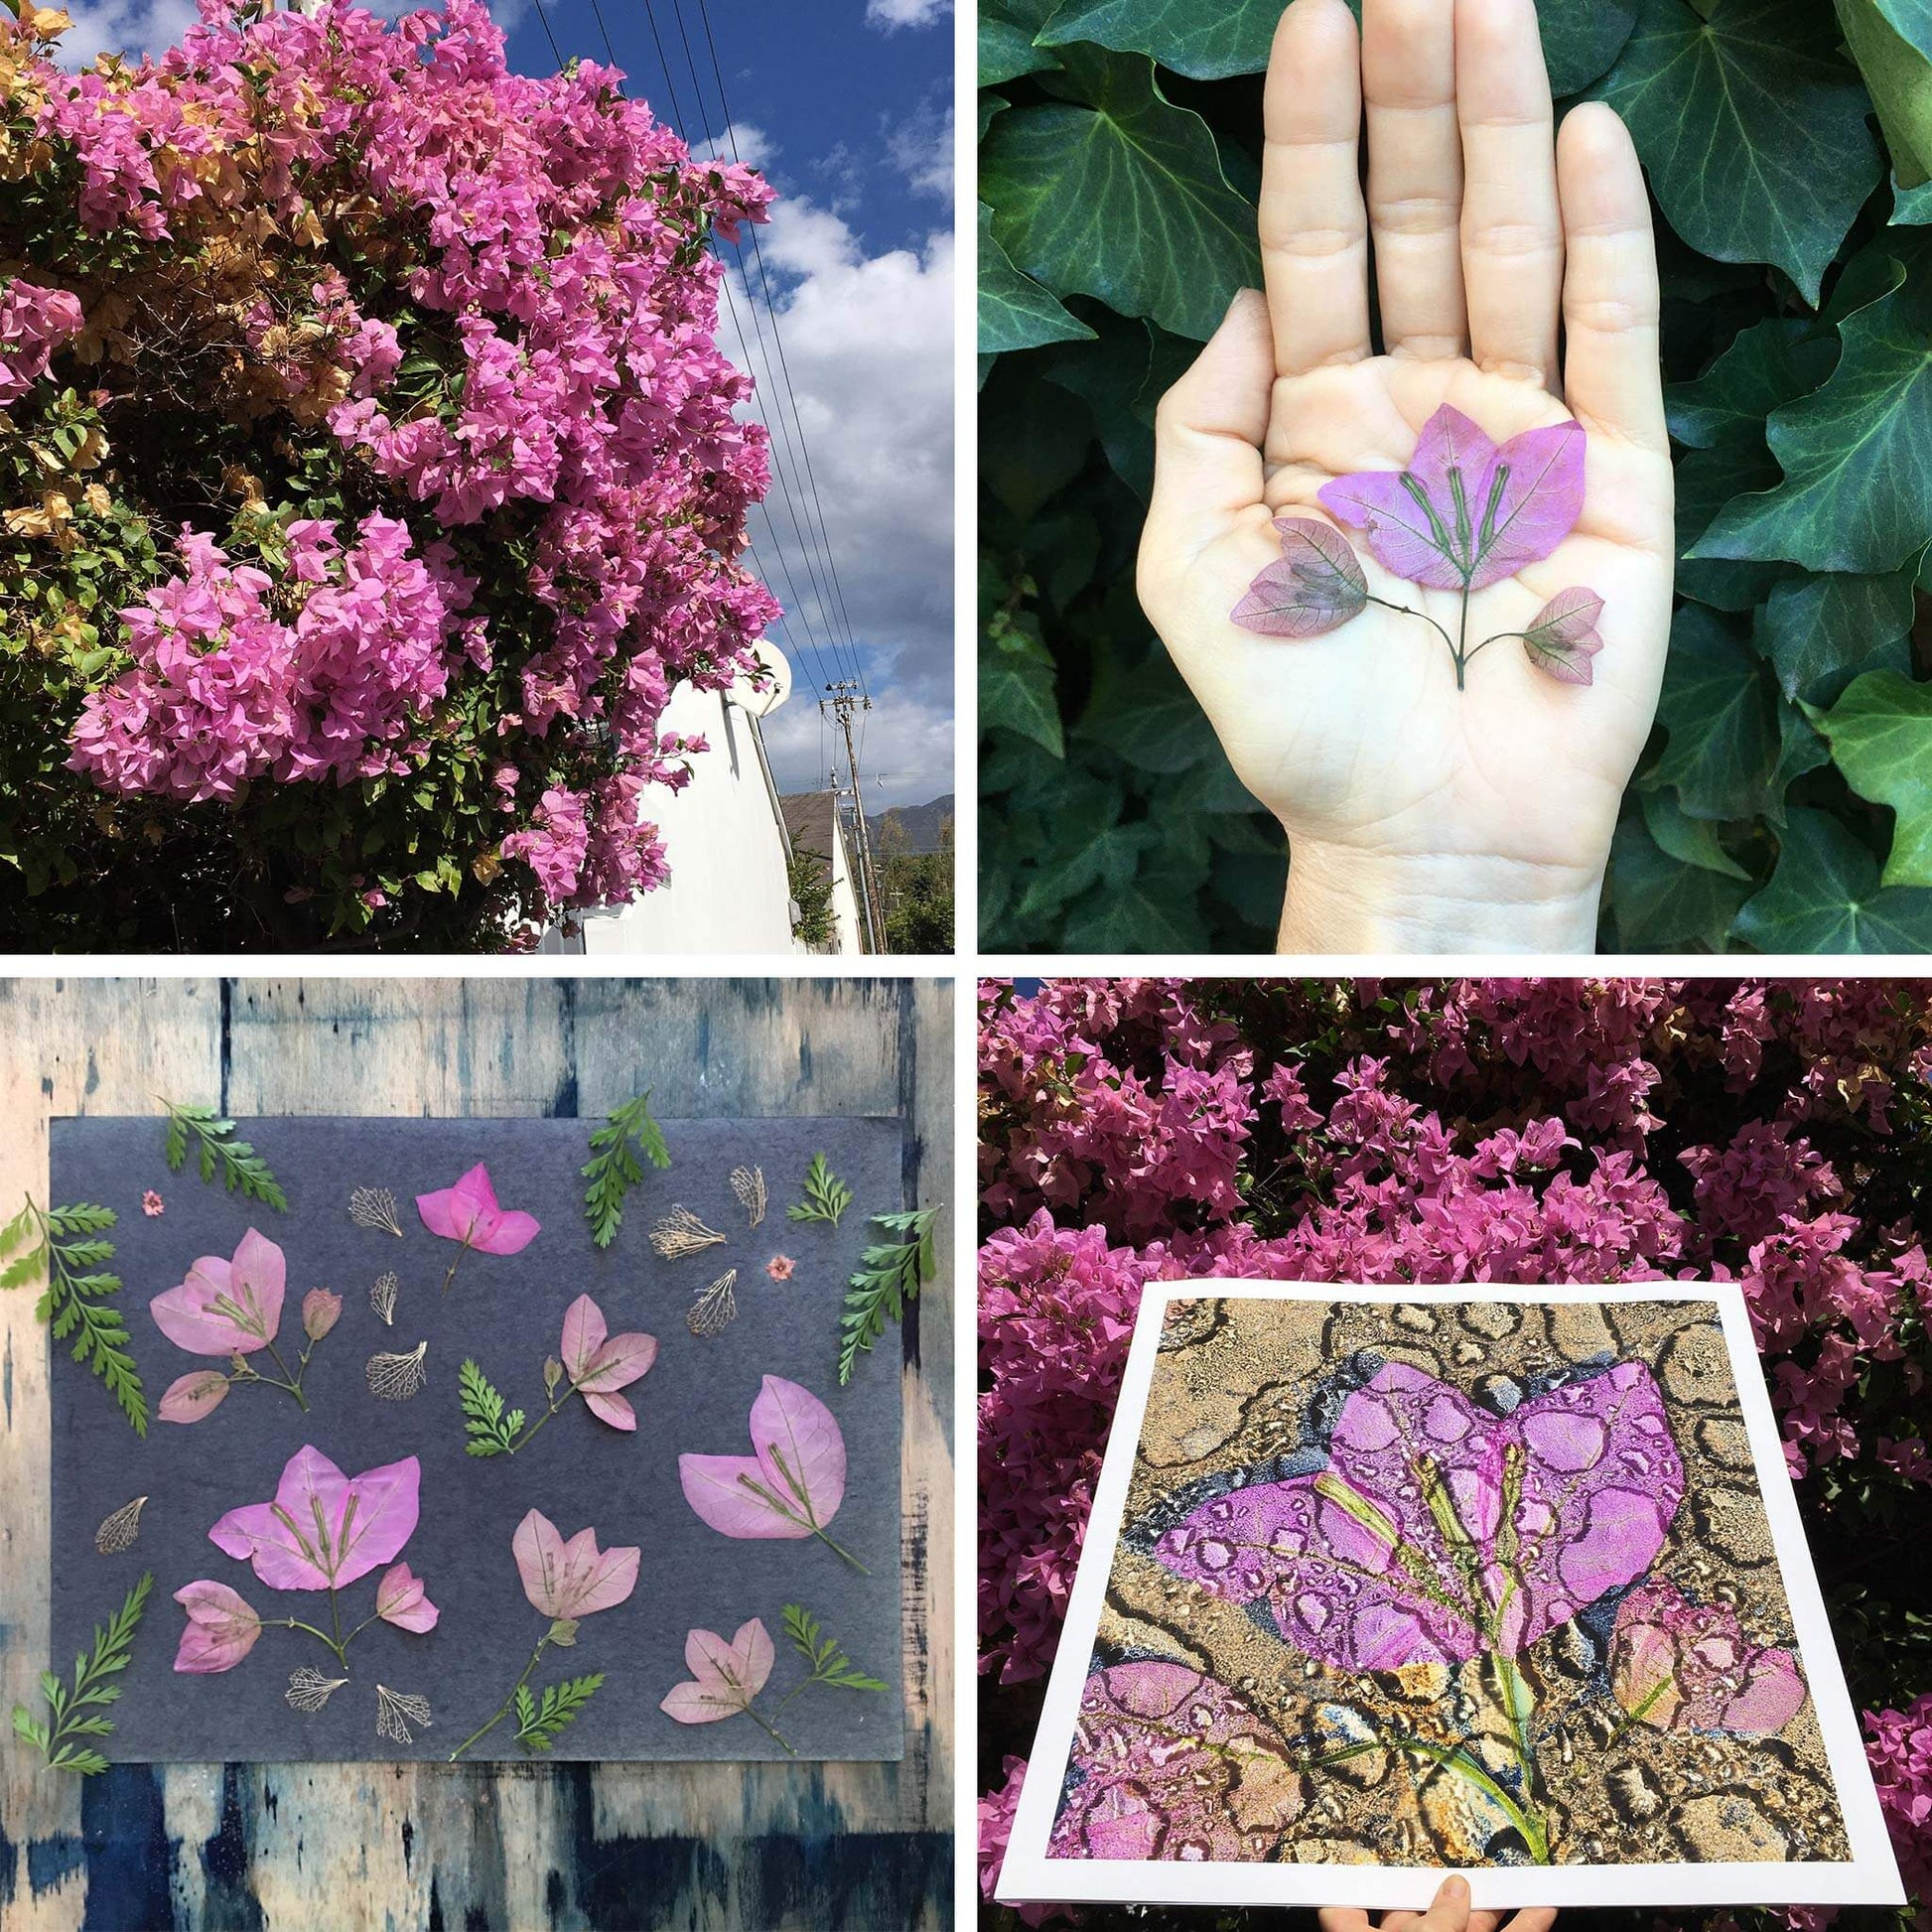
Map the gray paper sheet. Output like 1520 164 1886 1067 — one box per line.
48 1115 905 1763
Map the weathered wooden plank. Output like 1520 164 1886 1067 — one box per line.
0 976 954 1931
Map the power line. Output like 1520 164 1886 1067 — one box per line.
528 0 565 76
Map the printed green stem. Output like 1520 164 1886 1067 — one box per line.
450 1634 549 1761
1603 1675 1674 1752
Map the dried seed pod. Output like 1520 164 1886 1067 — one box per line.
650 1204 727 1259
375 1684 432 1745
348 1187 403 1237
287 1668 348 1713
686 1269 739 1337
94 1496 147 1555
369 1272 398 1325
730 1165 766 1228
366 1340 429 1401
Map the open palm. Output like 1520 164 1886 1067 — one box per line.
1137 0 1674 951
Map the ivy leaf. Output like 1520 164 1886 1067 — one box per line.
981 0 1058 85
1817 669 1932 884
1061 850 1212 950
1733 807 1932 949
1834 0 1932 190
1691 277 1932 574
1642 789 1751 880
1664 317 1838 452
1538 0 1640 95
1591 0 1880 306
980 45 1260 342
979 206 1096 354
1607 821 1751 949
1647 607 1778 821
982 620 1065 756
1034 0 1283 81
1752 566 1919 705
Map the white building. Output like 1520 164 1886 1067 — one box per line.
779 790 866 955
556 644 857 955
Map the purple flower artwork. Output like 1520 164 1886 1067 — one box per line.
1231 403 1599 689
1051 1314 1824 1872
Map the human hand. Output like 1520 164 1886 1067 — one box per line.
1136 0 1674 953
1318 1872 1557 1932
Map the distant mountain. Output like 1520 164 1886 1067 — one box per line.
866 793 953 857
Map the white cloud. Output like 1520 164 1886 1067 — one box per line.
52 0 526 65
759 674 952 816
886 97 953 200
692 121 777 171
714 194 954 812
866 0 949 27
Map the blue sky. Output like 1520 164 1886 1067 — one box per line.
504 0 958 810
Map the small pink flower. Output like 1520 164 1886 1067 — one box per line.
765 1254 795 1283
151 1228 286 1356
301 1288 342 1340
512 1509 639 1622
173 1581 262 1674
375 1561 439 1632
141 1190 164 1217
559 1294 656 1431
1610 1580 1807 1736
158 1369 231 1426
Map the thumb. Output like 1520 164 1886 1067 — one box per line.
1143 287 1274 572
1420 1874 1474 1932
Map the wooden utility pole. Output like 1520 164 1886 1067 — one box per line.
823 680 885 953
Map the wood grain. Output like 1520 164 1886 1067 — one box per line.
0 976 954 1930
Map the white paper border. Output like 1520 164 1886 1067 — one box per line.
997 1279 1905 1911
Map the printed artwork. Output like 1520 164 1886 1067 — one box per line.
47 1115 906 1763
1048 1295 1848 1870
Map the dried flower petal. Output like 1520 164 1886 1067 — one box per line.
369 1272 398 1325
651 1204 727 1259
731 1166 766 1227
94 1495 147 1555
512 1509 639 1620
686 1270 738 1336
287 1667 347 1713
159 1369 231 1425
302 1288 342 1340
367 1341 429 1401
375 1684 432 1745
349 1187 403 1238
1231 518 1368 637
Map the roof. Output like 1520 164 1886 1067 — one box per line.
779 792 843 872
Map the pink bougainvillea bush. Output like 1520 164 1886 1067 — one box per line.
977 978 1932 1930
0 0 774 947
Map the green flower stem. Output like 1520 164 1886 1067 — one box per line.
731 1469 869 1575
1455 581 1471 689
259 1337 311 1412
503 1385 583 1454
441 1241 471 1296
272 1616 350 1672
739 1699 796 1756
1364 594 1459 666
449 1633 549 1761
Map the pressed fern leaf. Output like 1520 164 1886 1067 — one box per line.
160 1102 288 1211
514 1673 605 1750
780 1603 889 1693
459 1357 522 1456
11 1572 153 1774
2 1196 146 1434
581 1091 671 1248
785 1152 854 1227
837 1206 937 1385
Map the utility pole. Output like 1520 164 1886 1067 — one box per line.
822 681 886 953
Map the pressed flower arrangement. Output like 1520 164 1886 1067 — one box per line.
977 978 1932 1929
0 0 776 949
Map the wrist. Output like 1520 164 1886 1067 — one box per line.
1275 838 1603 954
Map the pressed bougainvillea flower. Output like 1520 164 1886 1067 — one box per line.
417 1162 540 1292
679 1374 866 1573
459 1294 656 1454
141 1190 164 1217
449 1510 639 1759
172 1580 264 1674
210 1446 422 1592
659 1603 885 1755
1232 404 1599 690
1610 1579 1807 1736
1230 519 1368 638
1154 1358 1684 1669
1044 1660 1306 1863
153 1229 334 1419
375 1562 440 1634
177 1448 434 1686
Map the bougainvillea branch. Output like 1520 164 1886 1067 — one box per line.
459 1294 656 1455
1233 407 1598 689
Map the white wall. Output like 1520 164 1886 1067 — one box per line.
576 663 802 956
826 809 864 954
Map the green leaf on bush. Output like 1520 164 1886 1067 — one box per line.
1034 0 1283 81
1665 318 1837 451
979 205 1096 353
1641 790 1751 879
1540 0 1640 95
1608 810 1753 950
1592 0 1881 305
1648 608 1779 820
1817 669 1932 884
1692 276 1932 573
1834 0 1932 190
1062 850 1211 949
1752 566 1918 705
980 46 1260 342
982 0 1059 84
1733 806 1932 948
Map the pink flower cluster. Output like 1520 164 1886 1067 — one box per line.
0 277 83 404
26 0 779 912
69 520 461 802
978 979 1932 1917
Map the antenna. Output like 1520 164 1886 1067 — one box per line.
821 680 886 953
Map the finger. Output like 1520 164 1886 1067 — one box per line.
1557 102 1666 450
1316 1914 1373 1932
1143 289 1273 570
1504 1912 1559 1932
1468 1914 1505 1932
1363 0 1466 356
1420 1874 1474 1932
1262 0 1371 373
1455 0 1562 384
